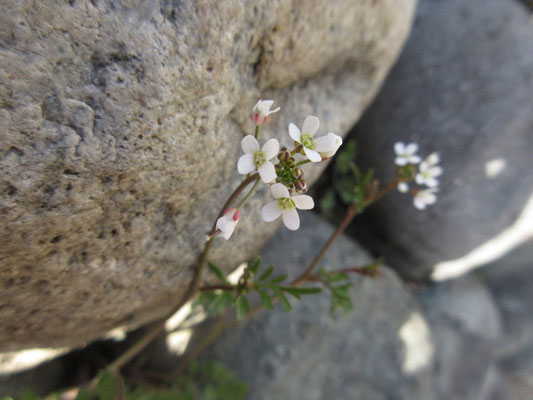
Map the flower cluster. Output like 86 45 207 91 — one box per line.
216 100 342 239
394 142 443 210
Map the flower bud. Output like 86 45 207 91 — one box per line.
294 144 303 153
294 179 308 193
277 149 291 162
292 168 304 179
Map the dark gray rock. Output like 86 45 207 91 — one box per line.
0 0 416 350
205 212 436 400
350 0 533 280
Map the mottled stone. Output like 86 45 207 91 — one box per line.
349 0 533 279
0 1 416 349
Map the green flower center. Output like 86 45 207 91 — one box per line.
278 197 295 211
300 134 316 150
253 150 266 167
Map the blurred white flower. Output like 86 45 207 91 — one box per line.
249 100 280 126
289 116 337 162
413 188 438 210
416 152 443 188
394 142 421 166
397 182 409 193
261 183 314 231
319 133 343 159
215 208 241 239
237 135 279 183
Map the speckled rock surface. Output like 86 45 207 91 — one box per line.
0 1 416 350
349 0 533 280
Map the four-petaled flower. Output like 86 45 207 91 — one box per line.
238 135 279 183
261 183 314 230
249 100 280 126
415 152 442 188
319 133 343 159
394 142 421 166
215 208 241 239
289 116 337 162
413 188 438 210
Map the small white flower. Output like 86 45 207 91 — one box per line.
413 188 438 210
289 116 337 163
215 208 241 239
249 100 280 126
261 183 314 231
394 142 421 166
319 133 343 159
416 152 443 188
397 182 409 193
237 135 279 183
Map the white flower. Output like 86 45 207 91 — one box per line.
237 135 279 183
397 182 409 193
215 208 241 239
289 116 337 162
415 152 443 188
413 188 438 210
261 183 314 231
249 100 280 126
319 133 343 159
394 142 421 166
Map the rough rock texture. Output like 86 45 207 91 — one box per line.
0 1 416 350
479 240 533 400
349 0 533 280
206 213 503 399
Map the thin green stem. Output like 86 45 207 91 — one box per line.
295 159 311 166
254 125 260 139
237 177 260 209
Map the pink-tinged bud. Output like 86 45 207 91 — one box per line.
223 208 236 216
250 100 280 126
233 209 241 221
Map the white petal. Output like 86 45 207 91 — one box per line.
425 192 438 204
406 143 419 155
288 123 301 142
262 138 280 160
292 195 314 210
430 166 443 177
267 106 280 115
237 154 255 174
257 100 274 113
282 208 300 230
261 200 282 222
408 155 422 164
302 115 320 136
395 157 408 166
394 142 406 155
216 215 238 240
425 178 439 188
413 198 426 210
241 135 259 154
397 182 409 193
426 152 440 166
258 162 277 183
303 147 322 162
313 134 337 152
415 174 424 185
271 182 290 199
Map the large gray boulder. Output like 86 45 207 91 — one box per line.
206 213 503 399
0 1 416 350
350 0 533 280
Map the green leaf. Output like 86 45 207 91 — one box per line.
269 274 287 284
95 371 117 400
319 190 336 214
257 288 274 310
325 271 349 283
249 257 261 274
269 284 291 312
236 296 250 320
208 262 227 283
20 391 39 400
279 286 322 296
258 265 274 281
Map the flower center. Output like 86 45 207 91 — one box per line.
300 134 316 150
277 197 295 211
253 150 266 167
